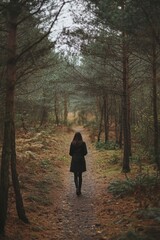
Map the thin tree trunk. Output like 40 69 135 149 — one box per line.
113 95 120 144
122 31 131 173
97 102 104 142
40 107 48 127
152 34 160 169
114 104 119 144
119 103 123 149
21 115 27 133
63 92 68 125
54 93 59 125
103 95 109 143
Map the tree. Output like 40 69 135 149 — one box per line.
0 0 67 234
79 0 160 171
69 0 132 171
123 0 160 169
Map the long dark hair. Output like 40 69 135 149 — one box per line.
72 132 83 145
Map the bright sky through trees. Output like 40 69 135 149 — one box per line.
51 0 87 54
53 3 73 36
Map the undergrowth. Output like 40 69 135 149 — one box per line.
108 173 160 198
95 141 119 150
116 230 155 240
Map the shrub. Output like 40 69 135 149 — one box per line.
108 174 160 197
96 141 119 150
117 231 153 240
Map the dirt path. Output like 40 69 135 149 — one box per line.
55 126 107 240
6 125 147 240
4 125 160 240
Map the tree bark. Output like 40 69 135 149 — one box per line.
63 92 68 125
54 92 59 125
40 107 48 127
122 31 131 173
11 122 29 223
97 99 104 142
114 97 120 145
103 95 109 143
152 34 160 169
0 121 11 234
0 8 17 234
119 103 123 149
0 3 28 234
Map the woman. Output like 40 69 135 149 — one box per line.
69 132 88 195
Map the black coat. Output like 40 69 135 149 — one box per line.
69 141 87 173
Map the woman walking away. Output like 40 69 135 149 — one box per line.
69 132 88 196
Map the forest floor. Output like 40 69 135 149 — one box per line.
1 125 160 240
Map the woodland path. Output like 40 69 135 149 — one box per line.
4 125 160 240
55 126 107 240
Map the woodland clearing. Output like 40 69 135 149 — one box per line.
1 125 160 240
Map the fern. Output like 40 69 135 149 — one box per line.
108 174 160 197
96 141 119 150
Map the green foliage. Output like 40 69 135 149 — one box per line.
129 155 141 164
96 141 119 150
133 114 154 152
108 178 135 197
108 153 120 164
108 174 159 197
35 180 52 194
40 159 51 169
117 230 154 240
138 208 160 222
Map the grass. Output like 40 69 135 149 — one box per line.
27 194 52 206
31 225 46 232
35 180 52 194
95 140 120 150
94 148 122 177
58 155 70 164
40 159 51 169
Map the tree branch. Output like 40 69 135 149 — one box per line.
16 1 69 61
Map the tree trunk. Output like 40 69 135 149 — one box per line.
97 101 104 142
21 115 27 133
119 104 123 149
103 95 109 143
0 4 28 234
114 103 119 144
63 92 68 125
113 95 120 145
40 107 48 127
152 35 160 169
11 122 29 223
0 9 17 234
54 93 59 125
122 31 131 173
0 71 5 141
0 121 11 234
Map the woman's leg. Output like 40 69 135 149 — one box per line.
78 172 82 194
74 172 78 189
74 172 82 195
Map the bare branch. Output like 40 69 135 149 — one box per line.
16 1 67 62
17 0 46 26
